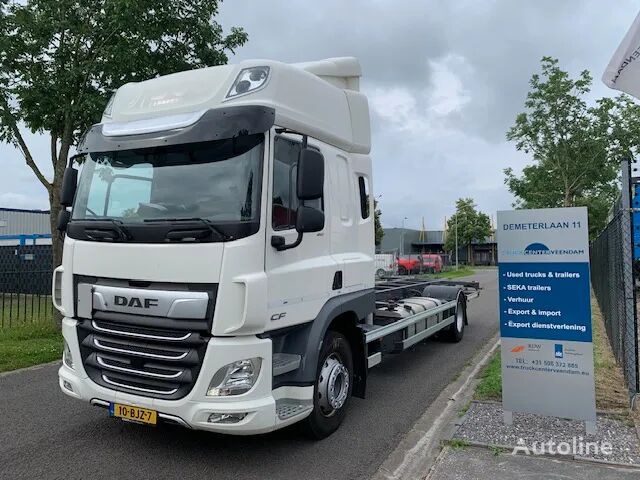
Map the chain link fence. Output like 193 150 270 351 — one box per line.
0 244 54 327
590 159 639 401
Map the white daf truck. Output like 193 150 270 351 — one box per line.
54 57 478 438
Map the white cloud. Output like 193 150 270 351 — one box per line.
0 192 48 210
0 127 51 211
427 55 472 117
368 54 528 230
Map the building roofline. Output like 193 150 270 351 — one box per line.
0 207 50 214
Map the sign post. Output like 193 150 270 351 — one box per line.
497 207 596 434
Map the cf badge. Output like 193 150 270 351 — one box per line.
270 312 286 321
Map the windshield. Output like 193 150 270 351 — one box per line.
72 134 264 228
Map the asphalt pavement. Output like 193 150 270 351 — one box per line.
0 269 498 480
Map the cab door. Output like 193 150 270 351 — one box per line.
264 133 337 329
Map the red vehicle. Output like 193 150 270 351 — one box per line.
420 254 443 273
397 255 420 275
397 254 443 275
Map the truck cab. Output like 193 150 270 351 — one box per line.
55 57 376 437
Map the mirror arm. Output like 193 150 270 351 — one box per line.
274 128 308 148
271 232 303 251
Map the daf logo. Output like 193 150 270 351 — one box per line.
114 295 159 309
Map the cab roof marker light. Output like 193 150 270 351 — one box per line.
225 66 270 100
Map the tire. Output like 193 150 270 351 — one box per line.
398 266 407 275
302 331 353 439
376 268 386 279
443 295 466 342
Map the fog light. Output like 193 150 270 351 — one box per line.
63 380 74 392
63 340 74 369
207 412 247 424
207 358 262 396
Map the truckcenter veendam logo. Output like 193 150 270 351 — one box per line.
502 243 585 257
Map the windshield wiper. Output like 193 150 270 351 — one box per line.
144 217 232 241
77 218 132 241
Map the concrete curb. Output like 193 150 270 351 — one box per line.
371 334 500 480
0 359 61 378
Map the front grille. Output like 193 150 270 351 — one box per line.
77 318 209 399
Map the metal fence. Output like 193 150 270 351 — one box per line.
590 159 639 401
0 244 54 327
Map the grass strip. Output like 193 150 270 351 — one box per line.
0 322 62 373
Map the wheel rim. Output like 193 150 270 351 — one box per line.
456 300 464 332
317 353 350 417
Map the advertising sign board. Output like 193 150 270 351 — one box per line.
497 207 596 432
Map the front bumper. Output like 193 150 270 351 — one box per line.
59 317 311 434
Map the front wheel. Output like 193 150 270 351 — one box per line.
302 331 353 439
398 266 407 275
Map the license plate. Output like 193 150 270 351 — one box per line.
109 403 157 425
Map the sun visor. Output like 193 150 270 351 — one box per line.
78 106 275 154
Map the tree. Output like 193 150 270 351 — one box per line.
505 57 640 237
444 198 492 265
0 0 248 271
374 199 384 247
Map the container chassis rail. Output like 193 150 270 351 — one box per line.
362 278 481 368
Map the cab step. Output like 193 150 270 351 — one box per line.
275 400 313 420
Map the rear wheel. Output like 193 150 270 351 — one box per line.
302 331 353 439
444 295 466 342
398 265 407 275
376 268 386 279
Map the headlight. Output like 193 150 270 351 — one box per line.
226 66 270 99
207 358 262 396
63 340 74 370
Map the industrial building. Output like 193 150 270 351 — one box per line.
0 207 52 245
379 227 497 266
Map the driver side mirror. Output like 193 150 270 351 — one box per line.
60 167 78 207
297 148 324 200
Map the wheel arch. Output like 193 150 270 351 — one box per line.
422 284 468 325
267 289 374 397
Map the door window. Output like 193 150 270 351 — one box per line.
272 136 322 230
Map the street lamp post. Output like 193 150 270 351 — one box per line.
454 211 467 271
400 217 408 256
455 215 459 271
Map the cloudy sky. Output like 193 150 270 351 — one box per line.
1 0 637 230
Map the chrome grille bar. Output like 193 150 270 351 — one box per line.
92 320 191 341
97 356 183 379
102 375 178 395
